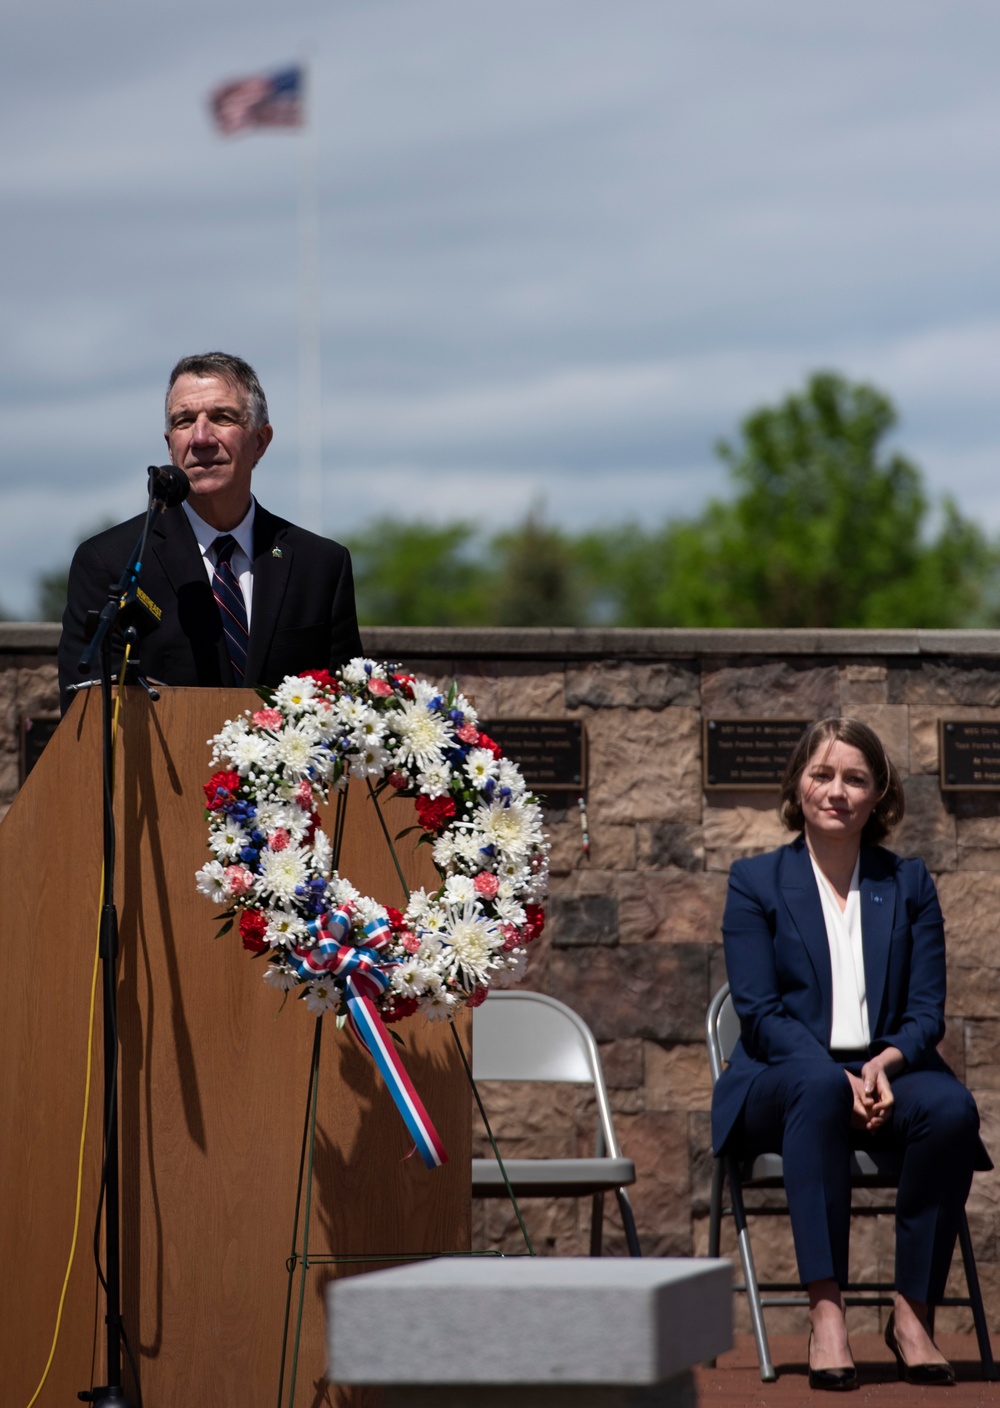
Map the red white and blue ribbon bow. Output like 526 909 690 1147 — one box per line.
291 905 447 1169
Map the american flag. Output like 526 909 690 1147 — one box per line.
210 66 304 135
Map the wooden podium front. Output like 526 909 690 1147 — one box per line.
0 688 470 1406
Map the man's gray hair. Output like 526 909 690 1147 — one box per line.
165 352 269 430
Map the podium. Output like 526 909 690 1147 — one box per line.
0 688 471 1406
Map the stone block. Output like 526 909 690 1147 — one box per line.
452 667 500 718
637 823 703 873
937 1017 966 1081
0 666 17 746
614 1111 693 1257
700 661 839 717
474 1195 583 1257
965 1021 1000 1089
548 944 710 1043
935 873 1000 965
645 1042 713 1114
838 663 887 706
948 969 1000 1023
547 894 619 947
888 660 1000 707
909 706 942 774
547 818 636 876
494 665 567 716
16 663 59 716
702 797 787 856
0 752 20 806
600 1038 644 1090
687 1112 715 1214
326 1256 732 1386
841 704 910 773
892 774 957 871
565 661 699 711
616 871 728 947
586 708 701 825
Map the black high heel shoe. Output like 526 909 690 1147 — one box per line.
808 1334 858 1391
884 1311 956 1386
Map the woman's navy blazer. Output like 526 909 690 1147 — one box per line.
712 834 959 1157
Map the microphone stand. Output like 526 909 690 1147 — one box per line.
76 467 188 1407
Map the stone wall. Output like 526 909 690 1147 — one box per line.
8 624 1000 1334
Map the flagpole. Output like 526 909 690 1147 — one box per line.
298 63 323 531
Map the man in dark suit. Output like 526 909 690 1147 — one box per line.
58 352 363 712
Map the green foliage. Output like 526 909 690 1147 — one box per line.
37 567 69 622
33 373 1000 630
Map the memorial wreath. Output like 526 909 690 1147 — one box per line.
197 658 547 1031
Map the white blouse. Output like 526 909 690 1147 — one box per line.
809 853 870 1051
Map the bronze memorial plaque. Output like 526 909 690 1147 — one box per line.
480 718 586 793
940 720 1000 790
703 718 808 790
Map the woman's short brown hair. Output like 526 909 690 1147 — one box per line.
779 716 905 844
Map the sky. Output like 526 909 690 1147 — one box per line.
3 0 1000 616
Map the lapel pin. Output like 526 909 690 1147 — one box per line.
871 893 883 904
271 547 283 558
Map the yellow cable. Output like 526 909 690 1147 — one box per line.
25 652 130 1407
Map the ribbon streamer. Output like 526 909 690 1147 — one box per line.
290 907 448 1169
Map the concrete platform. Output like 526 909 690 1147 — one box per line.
327 1256 731 1406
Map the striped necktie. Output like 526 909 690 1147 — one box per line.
211 534 249 685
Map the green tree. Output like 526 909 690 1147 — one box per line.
582 372 998 628
491 509 587 627
346 519 492 626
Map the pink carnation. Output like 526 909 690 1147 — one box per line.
500 923 521 952
252 708 283 729
368 677 394 697
401 931 421 954
456 722 479 744
294 779 314 809
473 871 500 899
224 866 255 898
268 828 290 852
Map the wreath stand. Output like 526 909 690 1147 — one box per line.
0 688 471 1408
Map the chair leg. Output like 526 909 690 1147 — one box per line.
958 1210 997 1381
708 1158 724 1259
589 1192 604 1256
726 1158 777 1383
615 1187 642 1257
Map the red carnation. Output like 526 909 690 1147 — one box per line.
204 770 241 810
415 794 456 833
383 996 419 1024
385 906 406 931
300 668 335 689
239 909 269 953
477 733 503 760
466 986 488 1008
524 904 545 941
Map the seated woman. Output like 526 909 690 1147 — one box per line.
712 717 990 1390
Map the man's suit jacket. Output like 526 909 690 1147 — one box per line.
711 834 952 1155
58 502 364 712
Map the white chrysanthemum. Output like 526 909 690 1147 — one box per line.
441 902 502 980
257 845 311 903
263 963 302 991
422 986 459 1021
444 874 477 905
496 862 532 891
340 658 372 684
465 748 499 788
329 873 361 907
453 830 489 867
312 828 332 875
195 860 228 904
272 723 329 781
349 741 391 779
227 732 273 776
335 696 380 732
473 799 542 861
303 979 340 1014
255 801 311 842
405 888 438 921
392 960 435 997
273 675 320 712
432 832 459 867
264 910 310 947
394 697 453 773
453 692 478 725
208 820 250 862
494 896 526 926
209 716 251 762
416 762 453 798
497 759 526 796
492 950 528 987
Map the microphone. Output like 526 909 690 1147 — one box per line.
148 464 190 508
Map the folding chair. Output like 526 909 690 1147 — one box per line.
706 982 996 1382
471 989 641 1256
